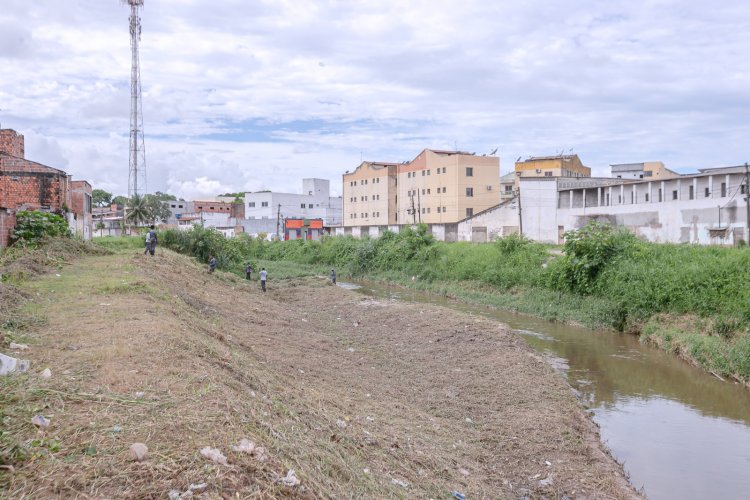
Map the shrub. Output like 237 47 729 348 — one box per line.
11 211 71 246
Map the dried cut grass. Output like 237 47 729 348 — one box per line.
1 246 640 498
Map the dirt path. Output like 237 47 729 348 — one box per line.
1 248 639 498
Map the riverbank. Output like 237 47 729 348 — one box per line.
0 242 639 498
156 225 750 387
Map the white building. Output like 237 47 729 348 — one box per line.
244 178 342 226
521 165 750 245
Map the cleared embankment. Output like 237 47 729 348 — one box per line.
1 241 638 498
159 224 750 387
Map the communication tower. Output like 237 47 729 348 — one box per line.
125 0 146 198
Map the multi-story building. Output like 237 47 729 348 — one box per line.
521 164 750 245
244 178 342 226
343 149 501 226
515 154 590 182
342 161 399 227
610 161 679 180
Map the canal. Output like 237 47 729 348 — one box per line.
349 282 750 500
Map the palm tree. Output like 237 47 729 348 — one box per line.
126 194 149 228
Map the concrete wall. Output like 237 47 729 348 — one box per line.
457 200 520 242
520 178 560 243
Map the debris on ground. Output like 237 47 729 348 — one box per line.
200 446 227 465
31 415 50 428
0 352 29 375
9 342 29 350
40 367 52 379
452 491 466 500
280 469 300 487
392 478 409 488
232 438 255 453
129 443 149 462
336 419 347 429
169 482 208 499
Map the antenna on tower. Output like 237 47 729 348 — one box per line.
124 0 147 198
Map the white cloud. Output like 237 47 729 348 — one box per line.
1 0 749 198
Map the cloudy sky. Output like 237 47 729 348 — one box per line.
1 0 749 199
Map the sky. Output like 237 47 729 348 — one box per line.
1 0 749 199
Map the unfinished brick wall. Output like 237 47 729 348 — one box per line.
0 209 16 247
0 158 70 211
70 180 92 216
0 129 25 158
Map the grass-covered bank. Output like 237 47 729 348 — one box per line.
133 224 750 385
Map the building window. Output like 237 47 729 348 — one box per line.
689 185 694 200
249 202 256 207
427 170 431 175
442 167 446 173
437 169 441 175
261 201 269 207
422 170 426 176
618 195 622 204
742 184 747 195
544 171 553 177
645 193 649 202
443 206 446 212
466 187 474 197
672 190 678 200
466 167 473 177
308 204 313 208
427 188 431 194
422 189 425 195
505 185 513 193
658 189 663 202
437 207 441 213
427 207 431 213
721 182 727 197
354 181 357 186
421 208 425 214
466 208 473 217
442 187 447 193
301 203 306 209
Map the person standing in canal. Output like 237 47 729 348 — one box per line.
260 267 267 292
330 268 336 285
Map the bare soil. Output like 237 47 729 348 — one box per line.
1 246 640 499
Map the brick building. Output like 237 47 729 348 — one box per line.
0 128 92 246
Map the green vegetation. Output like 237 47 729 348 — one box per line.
11 211 71 246
149 223 750 383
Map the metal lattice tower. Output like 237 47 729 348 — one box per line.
126 0 146 198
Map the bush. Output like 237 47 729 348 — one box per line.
11 211 71 246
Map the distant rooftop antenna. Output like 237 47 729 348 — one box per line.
125 0 146 198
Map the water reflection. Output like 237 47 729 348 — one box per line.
353 282 750 500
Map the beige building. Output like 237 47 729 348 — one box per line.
342 161 399 226
515 154 591 182
343 149 500 227
398 149 500 223
610 161 679 180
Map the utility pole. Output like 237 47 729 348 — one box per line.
417 190 422 223
517 188 523 236
409 191 416 224
276 204 281 241
745 162 749 242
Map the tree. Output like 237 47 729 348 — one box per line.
92 189 113 207
151 191 177 202
126 194 149 227
144 194 171 224
112 195 128 207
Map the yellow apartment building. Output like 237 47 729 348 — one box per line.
397 149 500 223
343 150 501 226
515 154 590 183
342 161 398 227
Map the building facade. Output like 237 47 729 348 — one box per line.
0 128 92 247
244 178 342 226
521 165 750 245
343 149 501 227
610 161 679 180
514 154 590 184
342 161 398 227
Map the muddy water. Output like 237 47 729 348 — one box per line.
348 282 750 500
